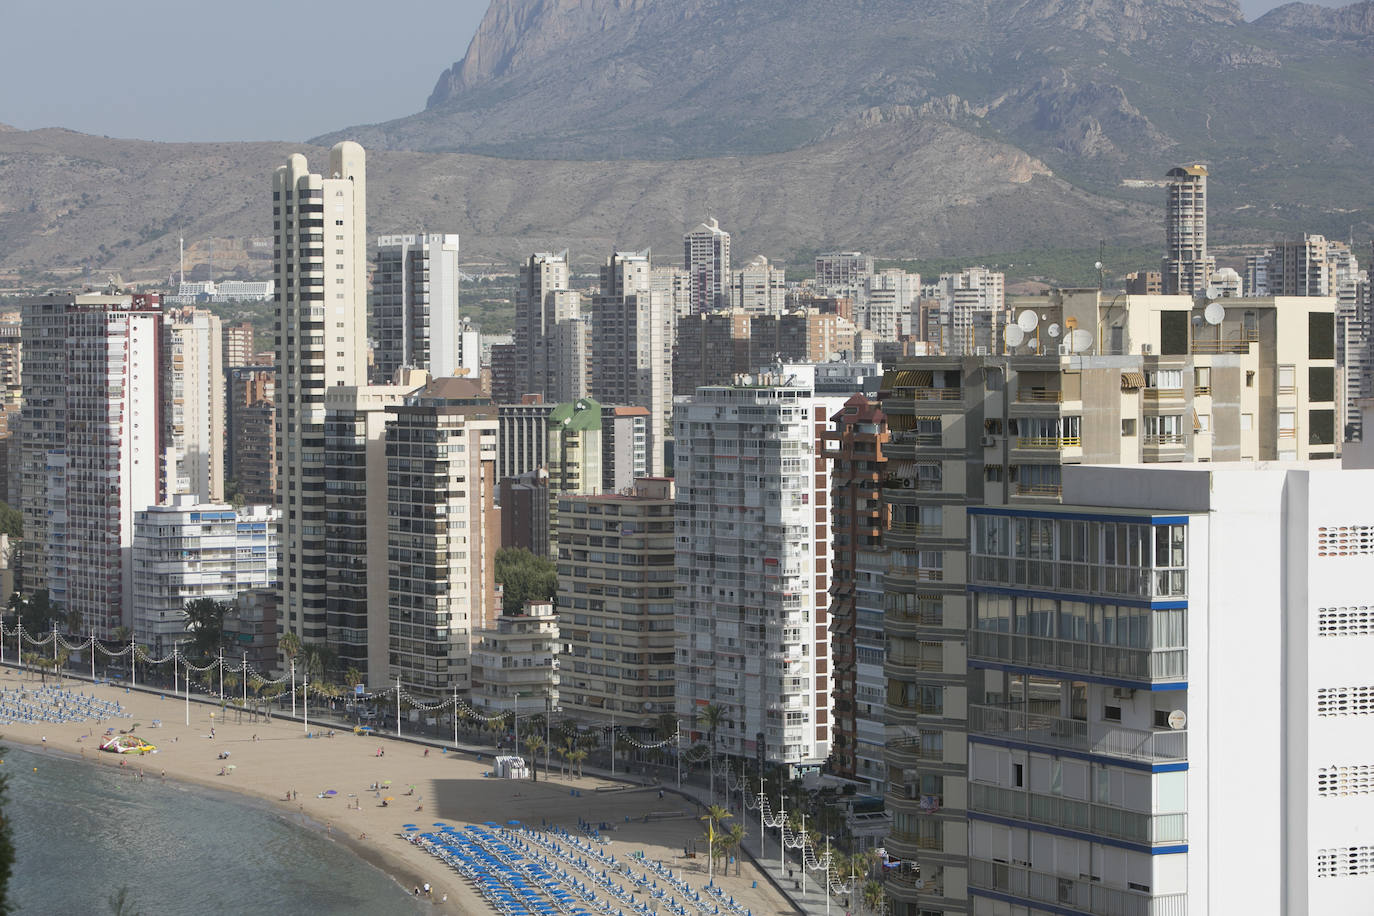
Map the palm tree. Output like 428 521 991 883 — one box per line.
862 879 885 915
698 703 724 803
700 804 732 877
724 822 745 875
524 734 545 781
278 632 302 676
569 748 588 779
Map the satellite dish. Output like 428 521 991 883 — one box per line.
1204 285 1220 300
1094 261 1104 271
1168 709 1187 730
1204 302 1225 326
1047 323 1061 339
828 352 842 362
1005 325 1026 348
1016 310 1039 332
1068 329 1094 354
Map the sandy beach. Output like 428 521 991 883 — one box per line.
0 668 795 915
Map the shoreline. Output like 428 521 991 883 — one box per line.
0 670 791 915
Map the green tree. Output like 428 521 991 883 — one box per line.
494 547 557 615
183 598 230 659
698 703 724 804
0 502 21 540
524 734 545 781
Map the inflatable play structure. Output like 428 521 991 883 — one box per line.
99 734 156 755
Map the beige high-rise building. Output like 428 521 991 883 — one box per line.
166 307 225 503
1269 233 1331 297
325 381 421 682
879 289 1340 916
592 250 672 476
273 142 368 644
557 478 676 731
514 251 581 401
1163 164 1213 297
385 377 501 696
731 255 787 315
546 397 603 557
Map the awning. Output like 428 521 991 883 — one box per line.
884 369 932 388
1121 371 1145 390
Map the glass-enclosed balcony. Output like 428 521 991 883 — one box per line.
970 782 1187 846
968 703 1187 764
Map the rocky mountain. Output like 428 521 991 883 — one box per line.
317 0 1374 240
0 115 1154 283
1255 1 1374 40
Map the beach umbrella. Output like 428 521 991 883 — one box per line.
403 823 417 829
384 796 395 802
508 820 521 826
324 789 338 796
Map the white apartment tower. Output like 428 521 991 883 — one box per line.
17 293 167 637
732 255 787 315
815 251 875 290
372 233 462 382
685 218 731 314
1164 164 1213 297
674 366 846 769
273 142 368 643
592 250 672 476
131 497 278 653
166 307 225 502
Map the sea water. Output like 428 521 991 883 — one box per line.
4 745 424 914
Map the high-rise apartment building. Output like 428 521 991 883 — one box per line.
929 268 1006 355
557 478 676 731
1163 164 1213 297
675 367 846 769
165 307 225 502
815 251 875 290
964 460 1374 916
18 293 167 636
684 218 731 314
1246 253 1271 297
273 142 368 644
592 250 672 476
879 289 1341 916
499 470 549 557
385 377 500 695
371 233 462 382
732 255 787 315
222 321 254 369
674 309 859 394
227 367 276 505
652 265 693 319
130 497 278 653
601 405 649 493
824 394 891 791
324 382 419 681
1269 233 1332 297
498 399 556 482
857 269 921 342
546 397 603 557
513 251 581 401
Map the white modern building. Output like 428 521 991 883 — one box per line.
514 250 581 401
273 142 368 644
858 269 921 341
732 255 787 315
372 233 462 382
815 251 875 290
166 307 225 503
684 218 731 314
963 459 1374 916
130 498 278 653
674 365 845 769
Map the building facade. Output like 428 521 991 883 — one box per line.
165 307 225 503
556 479 676 730
685 218 731 314
1163 164 1212 297
130 498 278 653
674 368 844 769
274 143 369 644
227 366 276 505
385 377 501 696
470 599 561 715
372 233 462 382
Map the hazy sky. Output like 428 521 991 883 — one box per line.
0 0 1347 142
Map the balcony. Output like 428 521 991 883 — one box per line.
888 522 944 539
1142 388 1185 402
1143 433 1186 447
1016 436 1081 450
1017 388 1063 403
968 704 1187 764
910 387 963 401
970 782 1187 846
886 734 944 766
969 858 1187 916
1191 339 1251 355
1014 483 1063 498
968 631 1187 683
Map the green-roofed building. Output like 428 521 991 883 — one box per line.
546 397 603 555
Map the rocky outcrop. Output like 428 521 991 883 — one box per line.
1255 1 1374 40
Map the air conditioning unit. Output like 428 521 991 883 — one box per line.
980 435 997 447
1112 687 1136 699
974 346 989 356
1058 343 1071 356
1141 343 1153 355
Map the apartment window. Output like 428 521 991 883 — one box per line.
1240 413 1253 431
1012 762 1024 787
1104 704 1122 721
1309 312 1335 360
1121 418 1137 437
1278 365 1296 394
1197 414 1211 433
1160 311 1189 355
1146 369 1182 389
1194 367 1210 394
1310 409 1335 446
1309 367 1334 403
